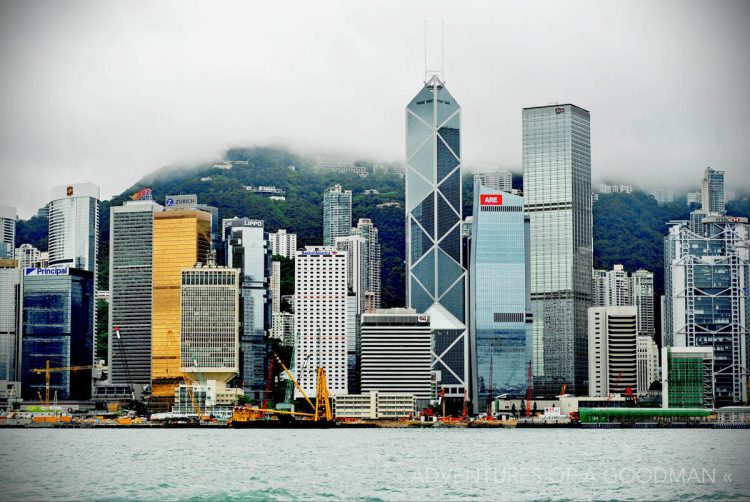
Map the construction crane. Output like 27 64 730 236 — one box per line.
113 327 135 401
32 360 97 407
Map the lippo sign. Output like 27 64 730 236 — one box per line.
480 194 503 206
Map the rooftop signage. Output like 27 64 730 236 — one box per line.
165 194 198 209
25 267 69 277
480 194 503 206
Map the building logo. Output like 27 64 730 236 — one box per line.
24 267 69 276
66 186 74 196
555 107 564 114
417 315 429 323
245 220 264 228
480 194 503 206
164 194 198 209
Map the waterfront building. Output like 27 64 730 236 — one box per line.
323 184 352 246
151 209 211 410
0 261 20 382
332 391 417 419
353 218 381 312
14 244 41 270
588 306 637 397
48 184 99 273
631 269 655 338
360 309 432 400
473 171 512 192
523 103 593 394
405 74 468 399
108 200 163 391
664 214 749 405
661 346 714 408
20 267 94 400
0 205 16 260
701 167 725 214
294 247 348 396
636 335 659 396
269 229 297 258
469 185 532 412
226 219 272 401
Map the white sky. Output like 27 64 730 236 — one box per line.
1 0 749 217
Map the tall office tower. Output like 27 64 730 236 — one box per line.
196 203 220 258
405 75 468 399
180 266 239 385
151 209 211 410
48 184 99 273
108 200 163 392
473 171 513 192
323 184 352 246
15 244 41 270
353 218 381 312
587 306 637 397
0 261 20 382
0 205 16 260
360 309 432 400
523 104 592 394
226 219 272 401
294 247 348 396
469 185 532 412
700 167 725 214
664 215 749 405
335 235 366 312
21 267 94 400
592 269 607 307
269 229 298 258
270 261 281 313
661 346 714 408
630 269 655 338
636 335 659 396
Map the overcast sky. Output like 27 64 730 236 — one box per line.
1 0 749 217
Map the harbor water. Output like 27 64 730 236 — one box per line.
1 429 749 501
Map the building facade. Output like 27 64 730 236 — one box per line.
151 210 211 409
353 218 381 312
21 268 94 400
661 346 714 408
636 335 659 395
15 244 41 270
294 247 348 396
0 262 20 382
664 215 749 405
226 219 272 401
631 269 655 338
48 184 99 273
360 309 432 400
108 200 162 391
269 229 297 258
470 185 532 412
523 104 592 394
588 306 637 397
323 184 352 246
405 75 468 398
473 171 512 192
701 167 725 214
0 205 16 260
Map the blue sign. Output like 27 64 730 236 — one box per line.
24 267 69 277
166 198 174 206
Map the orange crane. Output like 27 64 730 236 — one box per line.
33 360 97 407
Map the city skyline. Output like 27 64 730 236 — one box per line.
1 0 749 217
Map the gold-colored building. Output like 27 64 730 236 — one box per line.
151 210 211 410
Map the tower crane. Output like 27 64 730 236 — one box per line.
32 360 99 407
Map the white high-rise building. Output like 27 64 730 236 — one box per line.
335 235 366 314
631 269 655 338
323 185 352 246
15 244 41 270
473 171 512 192
48 184 100 273
353 218 381 312
270 261 281 313
591 264 630 307
270 311 295 347
647 188 674 205
0 205 16 260
588 306 638 397
0 262 20 382
636 335 659 396
294 247 348 396
269 229 297 258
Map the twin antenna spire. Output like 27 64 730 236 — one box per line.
424 21 445 84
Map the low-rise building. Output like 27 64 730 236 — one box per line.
332 391 417 419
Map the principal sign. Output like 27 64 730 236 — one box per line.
25 267 69 277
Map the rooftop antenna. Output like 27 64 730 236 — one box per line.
424 21 446 84
441 20 445 82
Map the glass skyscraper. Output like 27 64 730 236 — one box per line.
701 167 725 214
523 104 592 395
323 184 352 246
469 184 532 412
406 75 467 397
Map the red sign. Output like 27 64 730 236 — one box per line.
480 194 503 206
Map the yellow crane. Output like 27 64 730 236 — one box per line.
32 360 97 407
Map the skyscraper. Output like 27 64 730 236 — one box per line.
108 200 163 392
48 184 100 273
323 184 352 246
700 167 725 214
587 306 637 397
0 205 16 260
294 247 348 396
472 171 512 192
151 209 211 410
353 218 381 312
631 269 655 338
592 264 630 307
405 75 467 398
469 184 532 412
269 229 297 258
523 104 592 395
636 335 659 396
664 214 748 405
226 218 272 401
0 261 20 382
